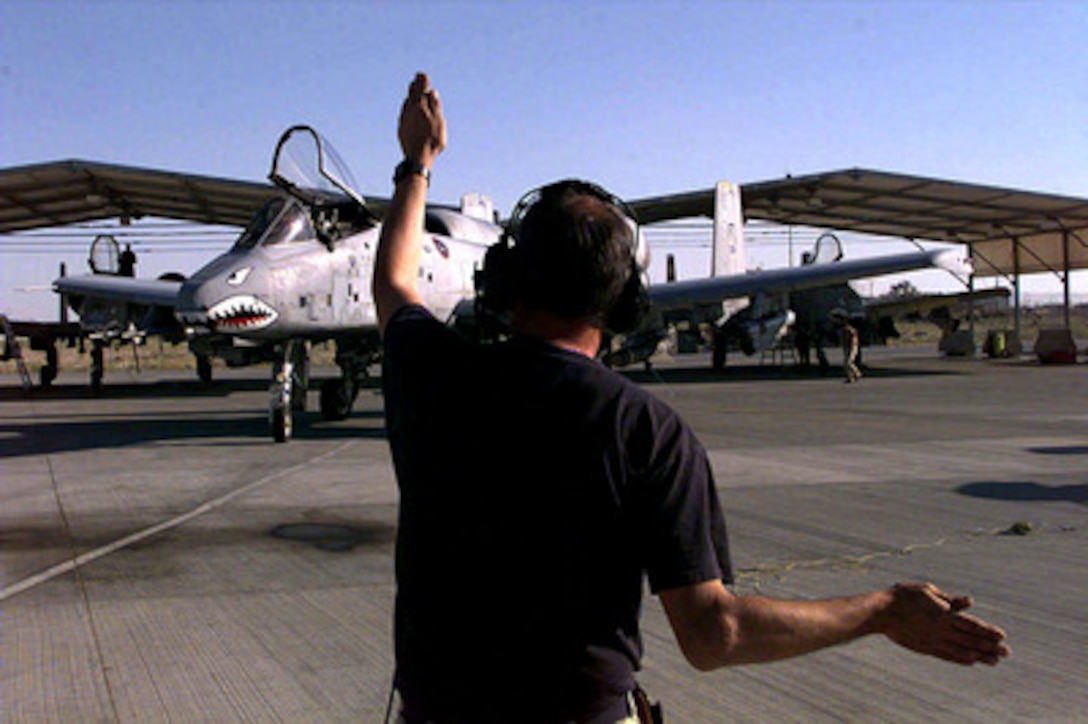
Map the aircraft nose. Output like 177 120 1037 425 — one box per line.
176 278 211 328
177 274 279 334
933 248 972 277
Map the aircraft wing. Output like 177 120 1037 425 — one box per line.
648 248 967 310
54 274 183 308
3 318 82 344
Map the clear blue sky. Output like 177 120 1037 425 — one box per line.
3 0 1086 319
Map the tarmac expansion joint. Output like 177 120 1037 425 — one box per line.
735 521 1061 590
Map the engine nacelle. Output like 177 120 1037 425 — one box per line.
745 310 796 354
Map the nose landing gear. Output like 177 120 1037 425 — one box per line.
268 337 377 442
269 340 309 442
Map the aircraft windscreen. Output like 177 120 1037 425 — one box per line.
319 142 362 200
232 198 316 250
261 203 316 246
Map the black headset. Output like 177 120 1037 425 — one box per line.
475 179 648 335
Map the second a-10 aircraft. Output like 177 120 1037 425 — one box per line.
1 126 970 441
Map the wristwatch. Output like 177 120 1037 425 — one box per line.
393 159 431 186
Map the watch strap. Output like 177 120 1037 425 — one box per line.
393 159 431 185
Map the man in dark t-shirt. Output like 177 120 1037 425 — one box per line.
374 73 1008 724
384 304 732 720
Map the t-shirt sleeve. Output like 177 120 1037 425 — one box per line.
381 304 464 435
382 304 475 393
383 304 446 369
633 400 734 593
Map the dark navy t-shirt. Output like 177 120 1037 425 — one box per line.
382 305 732 722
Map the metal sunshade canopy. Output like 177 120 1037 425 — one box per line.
0 159 280 232
4 160 1088 282
632 168 1088 279
0 159 401 235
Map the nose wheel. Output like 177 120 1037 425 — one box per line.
269 340 309 442
271 403 293 443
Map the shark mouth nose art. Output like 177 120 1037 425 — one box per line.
205 295 278 332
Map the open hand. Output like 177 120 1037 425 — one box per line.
881 582 1010 665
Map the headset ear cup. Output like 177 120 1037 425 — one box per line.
605 262 649 334
476 236 517 320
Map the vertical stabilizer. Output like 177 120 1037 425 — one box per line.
712 181 745 278
460 193 495 223
713 181 748 319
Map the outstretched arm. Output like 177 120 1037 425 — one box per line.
373 72 447 333
660 580 1009 670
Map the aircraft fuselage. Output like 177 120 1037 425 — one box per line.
175 198 497 342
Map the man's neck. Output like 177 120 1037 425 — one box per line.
511 307 602 359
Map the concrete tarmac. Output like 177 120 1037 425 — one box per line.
1 349 1086 722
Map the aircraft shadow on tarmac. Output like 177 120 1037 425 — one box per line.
1 514 396 563
2 364 951 399
621 362 958 386
0 375 382 402
957 481 1088 505
957 445 1088 505
0 409 387 459
1026 445 1088 456
0 379 262 401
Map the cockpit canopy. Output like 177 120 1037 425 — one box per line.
270 125 367 209
265 126 377 246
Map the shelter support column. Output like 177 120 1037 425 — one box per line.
1062 230 1071 330
967 266 976 343
1012 236 1022 348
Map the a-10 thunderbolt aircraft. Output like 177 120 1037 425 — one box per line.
50 126 504 442
0 126 973 442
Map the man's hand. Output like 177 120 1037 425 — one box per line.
374 72 446 331
398 73 446 169
879 582 1010 665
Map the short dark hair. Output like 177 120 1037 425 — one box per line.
513 181 635 322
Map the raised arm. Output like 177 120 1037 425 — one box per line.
373 72 448 333
660 579 1009 670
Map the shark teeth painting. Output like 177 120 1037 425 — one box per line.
206 295 278 332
